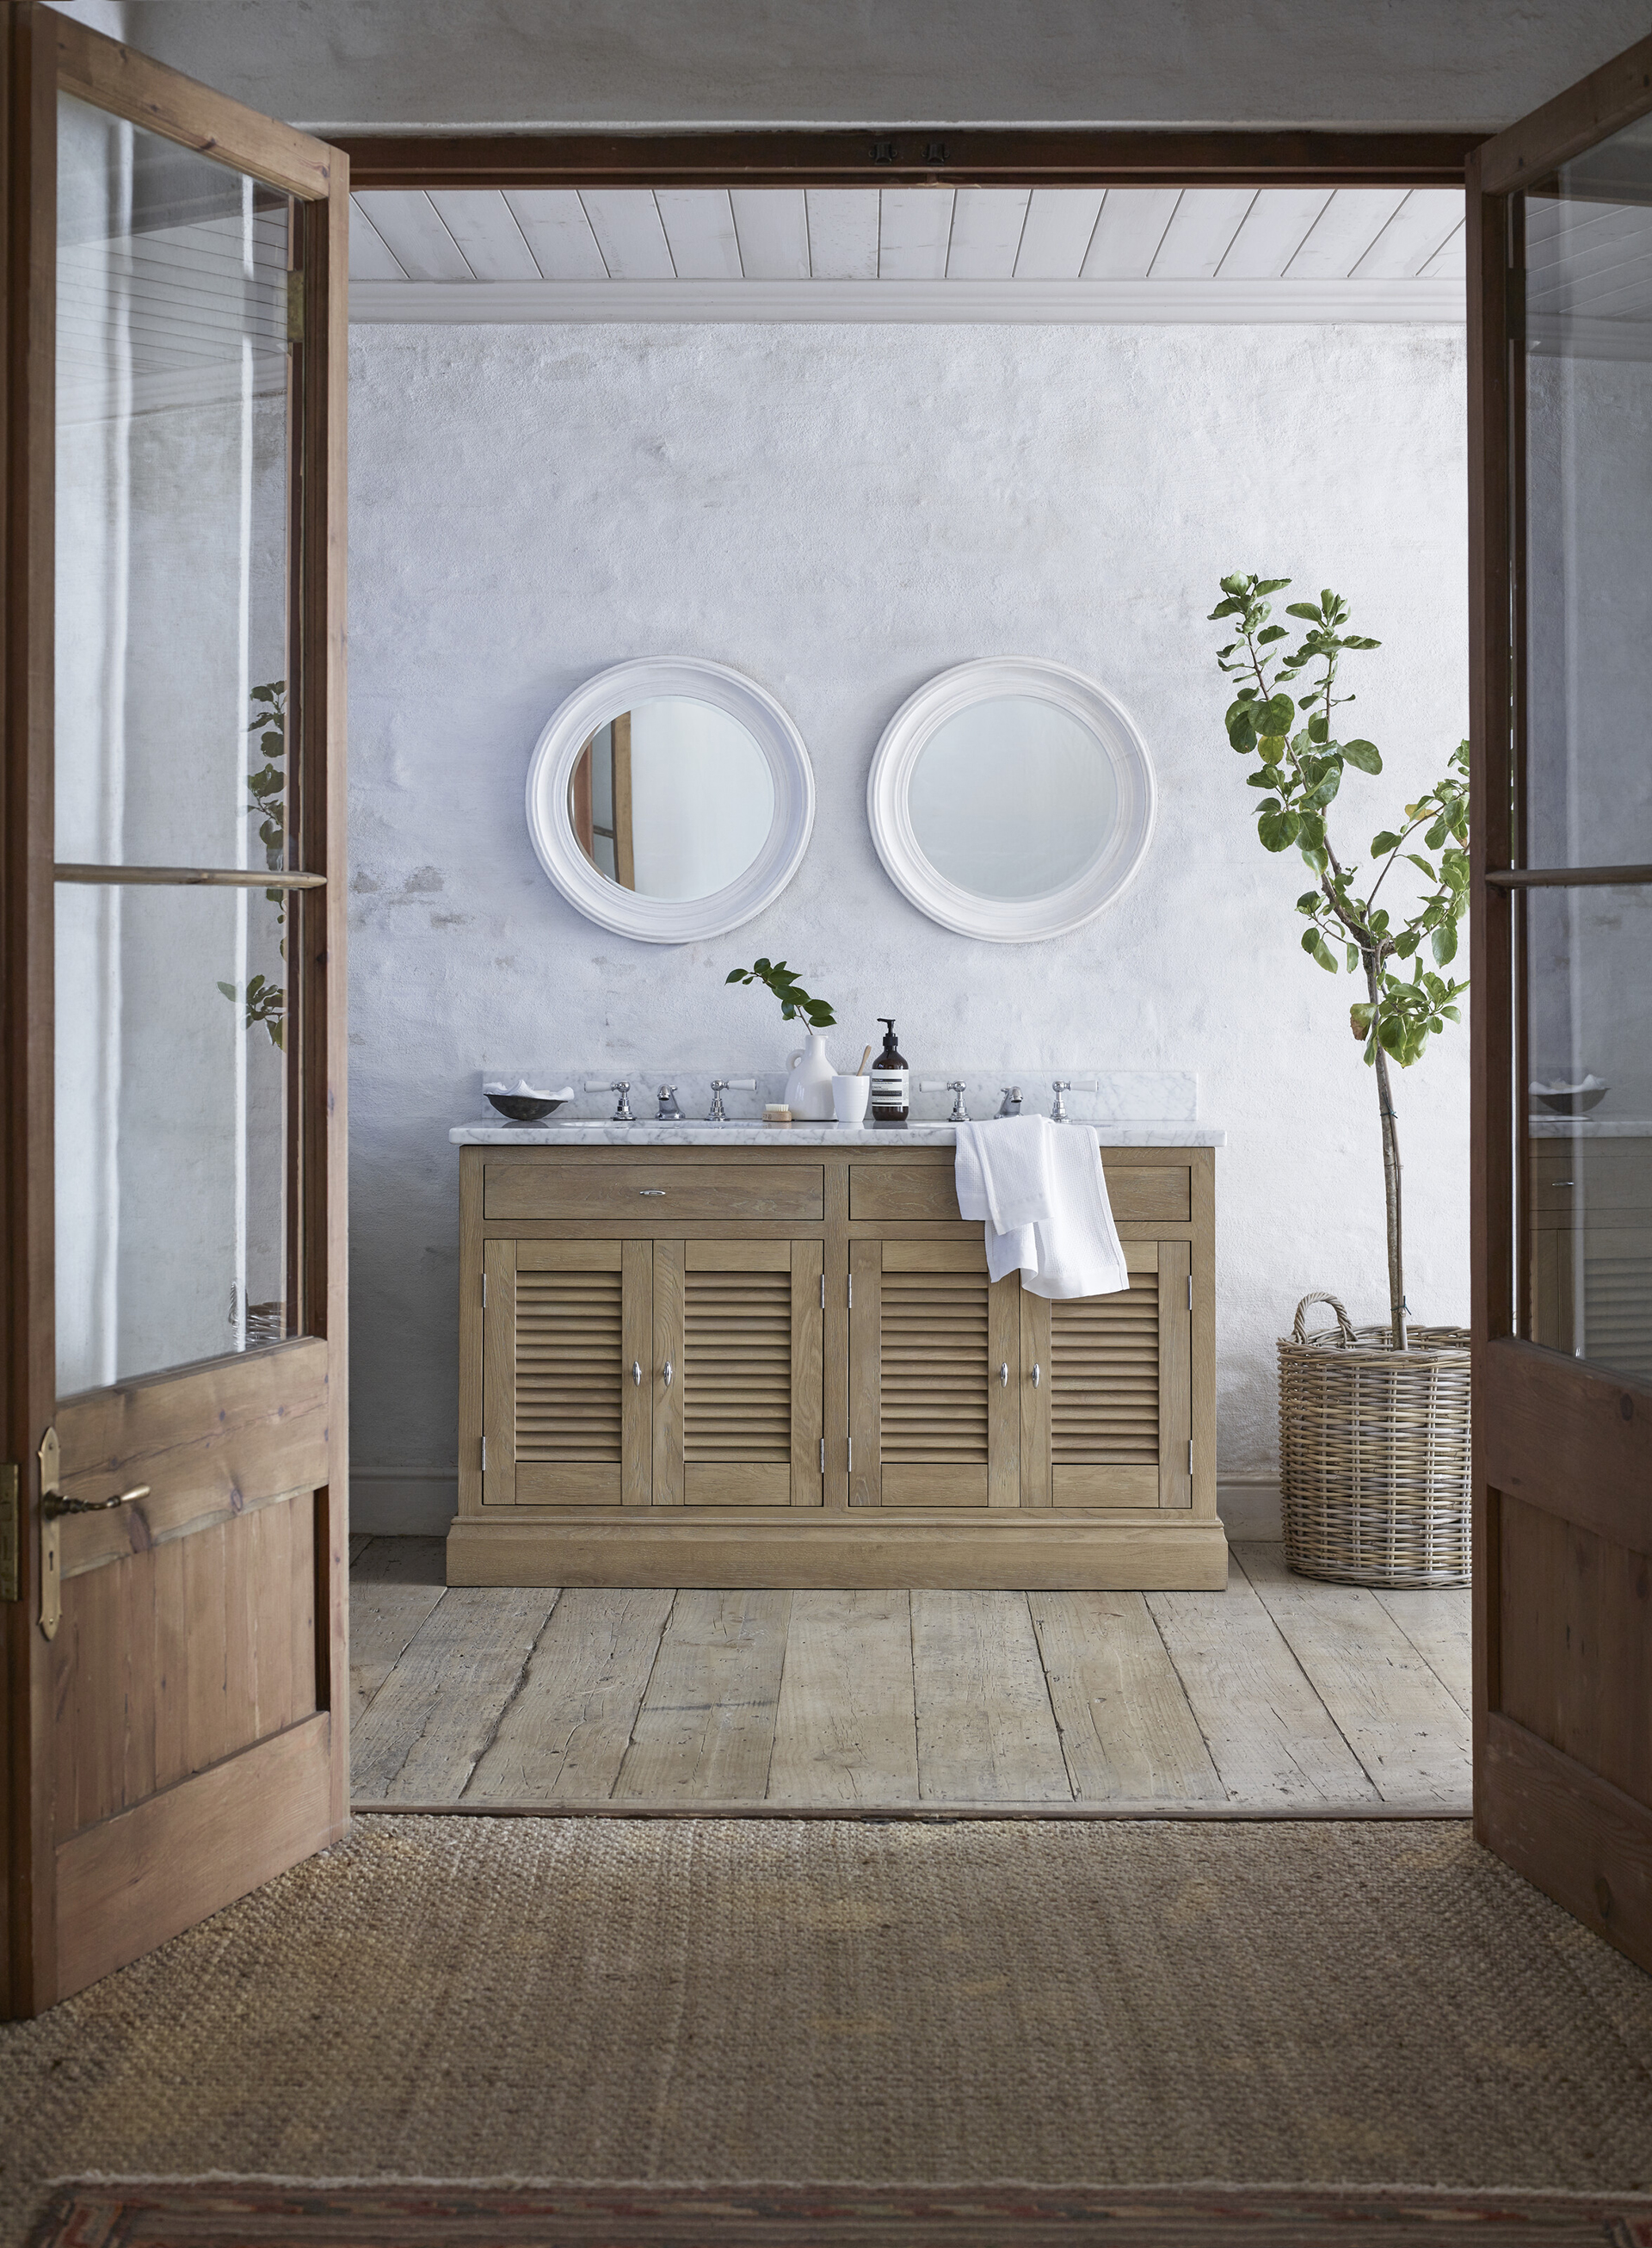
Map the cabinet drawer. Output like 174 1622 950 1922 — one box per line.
849 1159 1191 1225
484 1162 824 1222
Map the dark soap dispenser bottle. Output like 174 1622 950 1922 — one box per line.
871 1018 909 1126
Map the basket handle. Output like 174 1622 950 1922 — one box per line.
1292 1292 1358 1347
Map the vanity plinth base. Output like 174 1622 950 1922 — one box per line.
446 1514 1229 1592
450 1138 1222 1592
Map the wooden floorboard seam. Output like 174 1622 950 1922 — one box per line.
1024 1591 1082 1804
1226 1542 1386 1799
456 1585 565 1801
1140 1586 1230 1805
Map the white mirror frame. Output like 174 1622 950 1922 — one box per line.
866 658 1156 943
525 657 817 944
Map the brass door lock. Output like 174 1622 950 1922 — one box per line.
37 1426 149 1641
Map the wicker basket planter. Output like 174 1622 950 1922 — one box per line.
1278 1292 1471 1588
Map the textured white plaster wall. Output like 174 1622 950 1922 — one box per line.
348 318 1469 1529
118 0 1645 133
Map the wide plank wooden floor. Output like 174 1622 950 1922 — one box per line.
347 1537 1472 1814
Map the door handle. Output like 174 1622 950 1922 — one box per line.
1032 1362 1041 1387
632 1361 642 1386
639 1189 666 1196
999 1362 1009 1387
663 1360 674 1387
36 1424 150 1642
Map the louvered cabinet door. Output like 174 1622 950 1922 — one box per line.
651 1240 824 1506
850 1240 1020 1507
482 1239 653 1504
1020 1241 1192 1509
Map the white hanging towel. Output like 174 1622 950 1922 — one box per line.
955 1116 1131 1300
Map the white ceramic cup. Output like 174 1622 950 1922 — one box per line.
831 1073 871 1127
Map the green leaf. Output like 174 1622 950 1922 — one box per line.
1258 808 1299 852
1256 625 1287 645
1341 739 1383 774
1296 890 1321 911
1341 635 1381 649
1346 944 1359 972
1370 829 1402 855
1284 602 1321 621
216 980 236 1000
1207 599 1244 621
1219 572 1249 595
1262 693 1296 733
1306 713 1328 743
1431 920 1458 965
1255 577 1291 594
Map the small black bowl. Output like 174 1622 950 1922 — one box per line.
486 1092 565 1124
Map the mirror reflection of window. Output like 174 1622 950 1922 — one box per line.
567 697 774 902
570 716 634 888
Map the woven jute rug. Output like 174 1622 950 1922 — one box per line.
3 1818 1652 2247
22 2179 1652 2245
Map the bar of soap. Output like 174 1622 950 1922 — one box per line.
763 1103 792 1125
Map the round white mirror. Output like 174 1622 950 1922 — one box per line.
867 659 1154 942
526 659 814 942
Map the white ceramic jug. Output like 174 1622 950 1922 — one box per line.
785 1029 836 1121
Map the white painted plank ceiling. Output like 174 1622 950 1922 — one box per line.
347 185 1476 322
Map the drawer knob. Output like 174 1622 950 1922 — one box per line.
1032 1362 1041 1387
663 1359 674 1387
632 1361 642 1386
999 1362 1009 1387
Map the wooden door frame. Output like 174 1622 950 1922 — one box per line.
1467 34 1652 1969
1 6 349 2016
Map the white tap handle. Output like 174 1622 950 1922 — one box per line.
584 1080 611 1091
725 1078 756 1090
918 1080 950 1090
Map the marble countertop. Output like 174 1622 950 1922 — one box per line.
450 1120 1226 1146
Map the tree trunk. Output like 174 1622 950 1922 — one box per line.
1365 949 1407 1349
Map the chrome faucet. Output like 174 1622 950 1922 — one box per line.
587 1079 631 1122
655 1084 683 1121
1050 1078 1097 1123
706 1077 755 1122
919 1078 971 1122
996 1086 1023 1118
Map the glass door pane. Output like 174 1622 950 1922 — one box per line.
53 93 301 1393
1522 119 1652 870
1525 886 1652 1385
1519 118 1652 1385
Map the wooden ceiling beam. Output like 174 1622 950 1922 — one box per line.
336 128 1482 195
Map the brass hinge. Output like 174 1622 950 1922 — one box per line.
0 1464 17 1603
287 269 305 344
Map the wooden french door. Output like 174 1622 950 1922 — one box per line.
1 9 348 2015
1470 37 1652 1970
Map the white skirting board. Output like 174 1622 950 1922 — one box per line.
354 1471 1282 1542
352 1470 459 1535
1217 1480 1284 1539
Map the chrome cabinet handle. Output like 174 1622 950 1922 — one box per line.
999 1362 1009 1387
1032 1363 1041 1387
632 1361 642 1386
663 1360 674 1387
639 1189 666 1196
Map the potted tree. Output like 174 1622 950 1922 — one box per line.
1210 573 1471 1585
